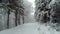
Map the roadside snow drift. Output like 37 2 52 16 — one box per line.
0 23 60 34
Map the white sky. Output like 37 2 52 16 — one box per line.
27 0 35 3
27 0 35 8
27 0 35 15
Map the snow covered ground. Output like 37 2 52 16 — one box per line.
0 23 60 34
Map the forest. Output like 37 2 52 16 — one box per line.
0 0 60 34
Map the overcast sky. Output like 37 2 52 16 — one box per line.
27 0 35 8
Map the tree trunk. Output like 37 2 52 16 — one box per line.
15 10 18 26
18 11 20 25
21 11 24 24
23 16 24 24
7 9 10 29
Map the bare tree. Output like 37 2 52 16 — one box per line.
7 0 24 26
17 11 20 25
15 10 18 26
7 9 10 28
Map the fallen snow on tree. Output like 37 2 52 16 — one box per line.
0 23 60 34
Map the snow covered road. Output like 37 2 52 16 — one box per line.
0 23 60 34
0 23 39 34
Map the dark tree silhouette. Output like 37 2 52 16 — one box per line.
7 9 10 28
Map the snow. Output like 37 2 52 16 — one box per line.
0 23 60 34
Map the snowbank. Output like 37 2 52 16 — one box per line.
0 23 60 34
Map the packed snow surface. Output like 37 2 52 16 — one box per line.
0 23 60 34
